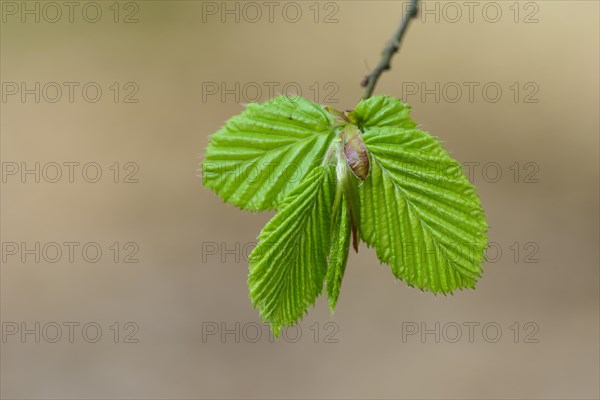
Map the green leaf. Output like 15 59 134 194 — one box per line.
351 95 416 130
326 197 351 312
354 97 488 294
248 165 336 335
203 96 335 211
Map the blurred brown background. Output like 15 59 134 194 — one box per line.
1 1 598 399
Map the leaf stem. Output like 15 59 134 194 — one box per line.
360 0 420 99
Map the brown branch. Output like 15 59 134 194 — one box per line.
361 0 420 99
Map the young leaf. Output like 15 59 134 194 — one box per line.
357 123 488 293
248 165 336 335
351 95 416 130
340 124 368 251
326 197 351 312
203 96 335 211
203 94 489 331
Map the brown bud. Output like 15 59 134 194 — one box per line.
343 124 370 180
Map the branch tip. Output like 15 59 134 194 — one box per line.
361 0 420 99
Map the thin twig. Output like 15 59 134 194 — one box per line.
361 0 420 99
